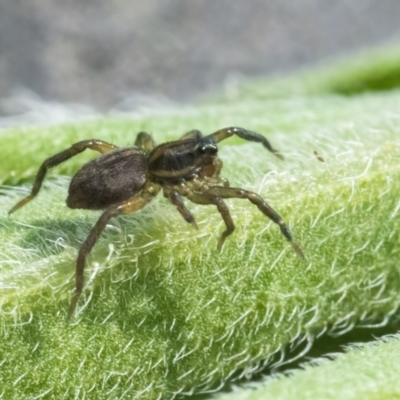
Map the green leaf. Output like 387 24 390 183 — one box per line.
1 47 400 399
216 335 400 400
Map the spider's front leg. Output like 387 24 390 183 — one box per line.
67 187 157 319
179 129 203 141
8 139 118 214
134 132 157 152
185 191 234 251
167 179 234 250
164 188 198 229
208 127 283 160
202 186 304 258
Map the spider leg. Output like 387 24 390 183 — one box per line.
208 127 283 160
203 186 304 258
134 132 157 152
184 191 234 251
8 139 118 214
166 189 198 229
67 189 156 319
213 197 234 250
179 129 203 141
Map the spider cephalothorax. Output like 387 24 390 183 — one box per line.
9 127 303 318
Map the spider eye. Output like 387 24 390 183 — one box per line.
198 145 207 154
196 138 218 155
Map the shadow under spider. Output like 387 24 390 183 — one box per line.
10 218 101 259
1 211 159 261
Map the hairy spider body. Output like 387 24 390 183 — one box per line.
9 127 303 318
67 148 149 210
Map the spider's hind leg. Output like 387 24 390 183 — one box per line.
8 140 118 214
68 189 156 319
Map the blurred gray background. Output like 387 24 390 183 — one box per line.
1 0 400 112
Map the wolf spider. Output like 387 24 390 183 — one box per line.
9 127 303 318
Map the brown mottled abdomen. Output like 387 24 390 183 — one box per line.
67 148 148 210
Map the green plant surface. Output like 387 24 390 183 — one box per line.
216 334 400 400
2 44 400 398
1 88 400 399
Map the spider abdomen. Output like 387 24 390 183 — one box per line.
67 147 148 210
